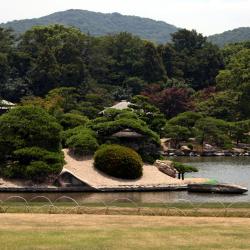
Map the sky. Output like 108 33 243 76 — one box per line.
1 0 250 35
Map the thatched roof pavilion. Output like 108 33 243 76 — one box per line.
100 100 132 114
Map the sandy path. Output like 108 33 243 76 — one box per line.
63 149 206 188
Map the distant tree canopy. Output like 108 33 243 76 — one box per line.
0 26 225 102
0 27 15 94
216 42 250 119
195 91 241 121
17 25 89 96
142 84 193 118
194 117 232 149
0 24 249 153
161 29 224 90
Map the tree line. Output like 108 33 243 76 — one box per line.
0 24 250 148
0 25 223 99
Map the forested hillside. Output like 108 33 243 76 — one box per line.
2 10 250 46
208 27 250 47
1 9 178 44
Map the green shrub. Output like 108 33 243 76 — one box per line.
14 147 63 164
61 126 95 147
0 105 62 154
168 112 203 128
12 147 64 181
173 162 198 174
139 154 156 165
138 142 161 164
172 161 198 180
25 161 51 180
25 161 63 182
0 106 63 181
66 132 99 156
14 147 64 162
163 124 191 148
59 113 89 130
1 163 26 179
94 145 143 179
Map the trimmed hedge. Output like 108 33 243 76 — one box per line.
62 126 98 156
25 161 62 181
14 147 64 165
11 147 64 182
94 145 143 179
0 105 62 154
66 132 99 156
0 106 63 182
59 113 89 130
61 126 96 147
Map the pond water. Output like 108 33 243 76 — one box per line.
0 157 249 204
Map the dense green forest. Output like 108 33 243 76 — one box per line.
0 24 250 182
0 24 250 123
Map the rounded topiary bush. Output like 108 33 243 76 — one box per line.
94 145 143 179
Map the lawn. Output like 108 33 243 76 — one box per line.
1 214 250 250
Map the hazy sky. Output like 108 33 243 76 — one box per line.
1 0 250 35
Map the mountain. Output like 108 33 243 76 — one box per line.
2 9 249 46
208 27 250 47
1 9 178 44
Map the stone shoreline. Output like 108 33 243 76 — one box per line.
0 150 209 193
0 184 188 193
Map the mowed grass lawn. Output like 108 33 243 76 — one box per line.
1 214 250 250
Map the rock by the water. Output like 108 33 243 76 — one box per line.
154 160 178 178
204 144 214 150
180 145 191 152
232 148 245 154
